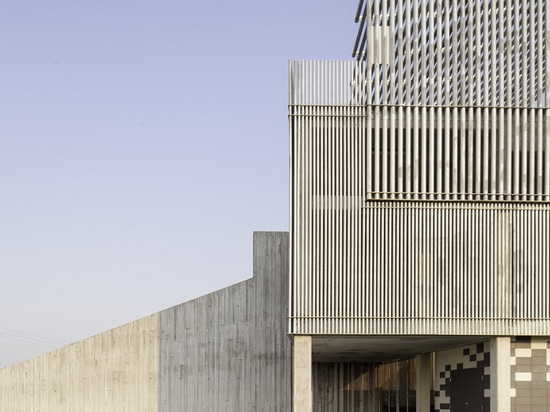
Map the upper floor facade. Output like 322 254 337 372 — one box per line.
288 0 550 337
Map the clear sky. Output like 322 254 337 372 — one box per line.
0 1 357 368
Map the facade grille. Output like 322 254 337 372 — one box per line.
289 60 550 336
289 61 550 202
352 0 548 107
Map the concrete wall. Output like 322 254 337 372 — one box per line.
158 231 291 411
0 315 159 412
0 231 290 411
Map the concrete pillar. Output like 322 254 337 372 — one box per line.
416 353 431 412
293 335 312 412
490 337 511 412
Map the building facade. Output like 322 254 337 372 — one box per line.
289 1 550 411
1 2 549 411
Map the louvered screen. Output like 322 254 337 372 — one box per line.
352 0 547 107
289 61 550 336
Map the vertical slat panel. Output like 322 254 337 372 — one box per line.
290 23 549 336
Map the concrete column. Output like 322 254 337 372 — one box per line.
416 353 431 412
293 335 312 412
490 337 511 412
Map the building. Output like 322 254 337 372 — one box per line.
1 2 549 411
288 1 550 411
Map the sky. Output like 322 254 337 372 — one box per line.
0 1 358 368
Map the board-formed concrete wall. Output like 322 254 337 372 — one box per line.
0 314 159 412
0 232 290 411
158 231 292 411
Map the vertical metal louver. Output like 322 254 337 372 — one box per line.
289 62 550 335
289 1 550 339
289 61 550 202
352 0 548 108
